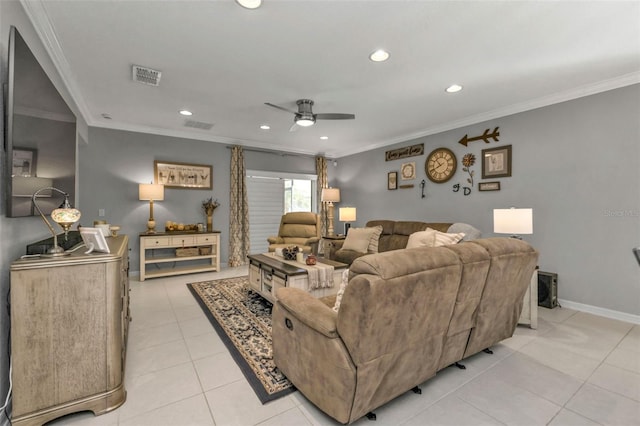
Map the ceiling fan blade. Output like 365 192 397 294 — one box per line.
289 122 299 132
264 102 298 115
315 113 355 120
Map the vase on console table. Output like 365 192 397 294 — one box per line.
206 214 213 232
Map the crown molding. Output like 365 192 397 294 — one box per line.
20 0 93 125
14 105 76 123
334 72 640 158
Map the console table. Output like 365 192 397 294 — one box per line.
139 231 220 281
10 235 130 426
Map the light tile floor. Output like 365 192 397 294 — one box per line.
48 267 640 426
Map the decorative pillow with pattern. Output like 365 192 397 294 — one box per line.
406 229 437 248
342 228 374 252
428 228 466 246
367 225 384 253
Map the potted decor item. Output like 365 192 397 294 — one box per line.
202 197 220 232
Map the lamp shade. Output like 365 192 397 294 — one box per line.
321 187 340 203
139 183 164 201
493 208 533 235
339 207 356 222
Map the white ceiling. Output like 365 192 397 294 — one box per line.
23 0 640 158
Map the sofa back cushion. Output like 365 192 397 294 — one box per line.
462 238 538 358
365 220 453 252
279 212 320 238
337 247 462 417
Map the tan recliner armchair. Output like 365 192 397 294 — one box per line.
267 212 321 254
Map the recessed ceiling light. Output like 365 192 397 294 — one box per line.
179 110 193 116
236 0 261 9
260 124 270 130
320 136 329 140
369 49 390 62
445 84 463 93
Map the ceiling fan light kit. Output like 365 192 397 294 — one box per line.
265 98 355 129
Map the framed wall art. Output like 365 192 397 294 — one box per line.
479 181 501 191
481 145 512 179
387 172 398 190
400 162 416 180
154 160 212 189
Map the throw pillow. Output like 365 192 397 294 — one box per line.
333 269 350 312
447 223 481 241
342 227 375 253
406 229 437 248
367 225 384 253
428 228 465 246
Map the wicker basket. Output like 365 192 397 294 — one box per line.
175 247 199 257
199 247 211 255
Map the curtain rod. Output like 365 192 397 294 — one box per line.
225 145 324 159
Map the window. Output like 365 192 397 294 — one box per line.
246 170 317 253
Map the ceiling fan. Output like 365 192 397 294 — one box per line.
264 99 355 130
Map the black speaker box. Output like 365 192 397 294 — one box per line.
538 271 558 309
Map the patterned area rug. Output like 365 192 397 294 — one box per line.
187 276 295 403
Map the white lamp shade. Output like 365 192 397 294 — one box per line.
493 208 533 235
321 187 340 203
139 183 164 201
339 207 356 222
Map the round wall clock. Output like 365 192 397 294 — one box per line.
425 148 457 183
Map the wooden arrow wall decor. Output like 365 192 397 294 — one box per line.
458 127 500 146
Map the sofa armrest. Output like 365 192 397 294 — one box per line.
275 287 338 339
267 236 283 244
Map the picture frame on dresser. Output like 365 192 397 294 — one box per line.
154 160 212 189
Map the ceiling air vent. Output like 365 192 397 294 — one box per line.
184 120 214 130
132 65 161 86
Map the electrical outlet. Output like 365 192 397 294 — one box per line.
98 208 105 217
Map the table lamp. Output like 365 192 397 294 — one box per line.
139 183 164 233
321 187 340 236
493 207 533 239
32 187 81 257
339 207 356 236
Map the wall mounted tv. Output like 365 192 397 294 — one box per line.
5 26 76 217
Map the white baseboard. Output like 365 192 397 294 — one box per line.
558 299 640 325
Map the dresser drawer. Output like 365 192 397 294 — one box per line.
171 236 195 246
143 237 169 248
196 234 217 244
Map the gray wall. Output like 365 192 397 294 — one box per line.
1 1 638 420
334 85 640 318
80 127 322 274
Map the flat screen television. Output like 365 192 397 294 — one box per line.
4 26 76 217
